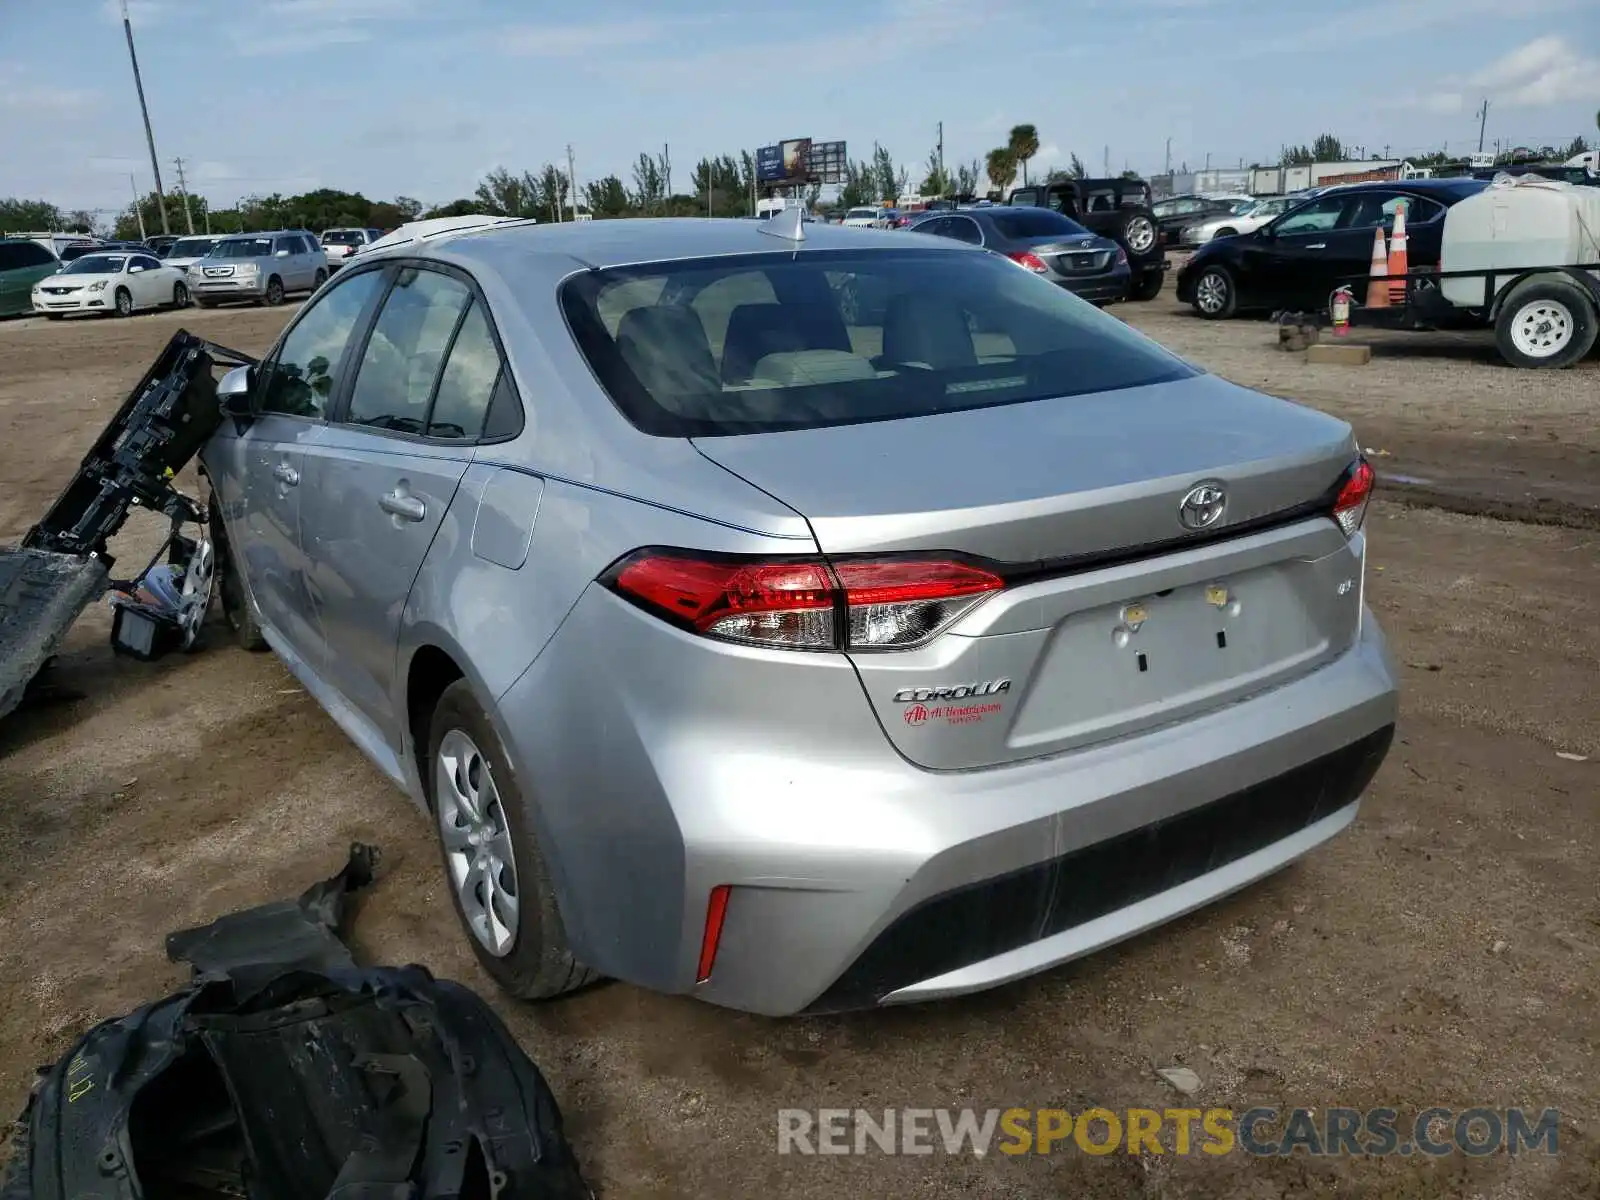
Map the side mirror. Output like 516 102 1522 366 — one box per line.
275 249 290 258
130 265 144 273
218 364 255 419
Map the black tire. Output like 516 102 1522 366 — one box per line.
264 276 285 306
427 680 599 1000
113 287 132 317
1494 278 1598 369
1129 270 1165 302
1192 264 1237 319
194 296 215 308
211 506 267 651
171 281 190 308
1118 209 1159 257
45 314 63 321
313 268 328 288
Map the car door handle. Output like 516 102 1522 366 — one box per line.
272 462 299 486
1305 243 1327 250
380 490 426 522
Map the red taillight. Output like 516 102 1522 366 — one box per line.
1115 246 1128 265
1006 250 1049 273
696 884 731 983
1332 457 1375 536
606 551 1005 650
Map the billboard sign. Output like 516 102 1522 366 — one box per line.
756 139 847 184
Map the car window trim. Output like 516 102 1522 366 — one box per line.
257 261 393 424
325 257 523 447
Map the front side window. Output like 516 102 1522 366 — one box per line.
345 267 473 433
1273 196 1346 235
259 268 386 418
561 248 1196 437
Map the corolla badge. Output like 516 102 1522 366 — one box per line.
1178 481 1228 531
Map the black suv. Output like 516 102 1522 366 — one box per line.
1007 177 1165 300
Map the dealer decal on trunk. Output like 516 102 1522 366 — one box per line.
894 680 1012 727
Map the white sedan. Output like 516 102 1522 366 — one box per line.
1180 196 1299 247
31 250 190 318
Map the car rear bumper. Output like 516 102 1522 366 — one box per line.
497 585 1399 1016
1055 275 1131 303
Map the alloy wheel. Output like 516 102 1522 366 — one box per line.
1196 270 1230 315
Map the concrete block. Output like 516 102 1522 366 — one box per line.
1305 343 1372 366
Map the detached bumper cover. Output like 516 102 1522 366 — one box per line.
0 845 591 1200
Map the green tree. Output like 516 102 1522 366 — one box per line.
1562 135 1589 160
955 160 980 197
1008 124 1040 187
985 147 1017 194
871 143 897 203
421 199 481 219
839 159 877 208
920 148 951 198
534 163 569 221
0 198 62 232
631 152 666 214
1068 153 1087 180
583 175 632 219
474 167 541 218
393 196 423 221
1312 133 1345 161
115 191 208 240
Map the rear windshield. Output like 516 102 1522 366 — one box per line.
560 248 1195 437
846 208 879 219
985 208 1090 239
213 238 272 258
323 230 365 244
169 238 219 257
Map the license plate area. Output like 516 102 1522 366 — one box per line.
1007 562 1343 752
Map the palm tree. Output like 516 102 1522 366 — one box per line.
1008 124 1040 187
985 147 1018 196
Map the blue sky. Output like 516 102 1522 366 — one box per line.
1 0 1596 216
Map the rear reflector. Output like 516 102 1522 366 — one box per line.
696 884 732 983
1006 251 1049 273
605 551 1004 651
1332 457 1375 537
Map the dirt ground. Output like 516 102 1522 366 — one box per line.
0 288 1596 1199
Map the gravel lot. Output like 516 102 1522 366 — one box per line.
1 286 1596 1198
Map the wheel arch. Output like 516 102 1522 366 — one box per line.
1487 268 1600 322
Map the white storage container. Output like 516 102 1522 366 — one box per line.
1440 176 1600 308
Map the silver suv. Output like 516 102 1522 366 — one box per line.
189 230 327 308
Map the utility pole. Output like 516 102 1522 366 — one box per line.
128 173 147 242
566 143 578 221
119 0 169 235
1204 151 1211 171
937 121 945 196
1103 144 1110 176
1164 137 1171 177
663 143 672 213
172 156 194 233
1476 100 1490 153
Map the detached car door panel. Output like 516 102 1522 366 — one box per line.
299 265 508 745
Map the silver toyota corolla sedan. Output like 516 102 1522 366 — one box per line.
200 215 1397 1016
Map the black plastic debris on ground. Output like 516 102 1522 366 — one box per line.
1 843 591 1199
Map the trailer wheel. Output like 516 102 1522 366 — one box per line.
1495 279 1598 369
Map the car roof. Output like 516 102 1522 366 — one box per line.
1320 178 1487 198
397 217 924 272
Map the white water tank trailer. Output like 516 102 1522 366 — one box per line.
1440 176 1600 309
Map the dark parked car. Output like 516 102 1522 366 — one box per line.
1176 178 1490 318
147 234 182 257
1007 177 1165 300
59 240 150 264
910 206 1130 304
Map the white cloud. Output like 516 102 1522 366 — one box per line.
265 0 417 16
0 63 99 115
1420 91 1464 116
1471 36 1600 105
501 19 674 58
232 25 371 54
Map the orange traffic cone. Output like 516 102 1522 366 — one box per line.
1386 201 1409 305
1365 225 1389 309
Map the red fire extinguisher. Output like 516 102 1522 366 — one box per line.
1330 285 1353 337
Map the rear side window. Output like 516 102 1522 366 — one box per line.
426 300 502 439
16 242 55 267
560 248 1195 437
346 267 472 433
0 244 22 271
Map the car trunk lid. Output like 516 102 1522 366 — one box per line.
691 371 1367 768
